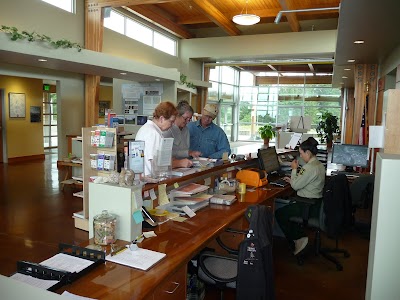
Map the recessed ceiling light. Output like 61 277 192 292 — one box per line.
38 59 47 62
155 78 160 81
120 72 127 75
342 76 348 79
354 40 364 44
344 68 351 71
347 59 355 63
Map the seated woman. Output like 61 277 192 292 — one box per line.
275 137 326 255
135 101 178 177
163 100 201 168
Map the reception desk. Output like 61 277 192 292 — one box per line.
56 159 292 299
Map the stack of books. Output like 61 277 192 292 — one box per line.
209 194 237 206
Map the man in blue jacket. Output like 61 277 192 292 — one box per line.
187 103 231 159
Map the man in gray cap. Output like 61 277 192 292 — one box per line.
187 103 231 159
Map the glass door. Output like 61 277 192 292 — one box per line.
43 92 58 149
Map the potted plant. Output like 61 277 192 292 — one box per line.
258 123 276 147
316 112 340 148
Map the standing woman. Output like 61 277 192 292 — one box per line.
135 101 178 176
275 137 326 256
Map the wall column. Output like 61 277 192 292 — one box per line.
84 1 104 126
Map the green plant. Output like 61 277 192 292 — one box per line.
1 25 82 51
258 123 276 140
316 111 340 144
180 74 196 89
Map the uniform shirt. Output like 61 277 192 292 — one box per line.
187 120 231 159
290 156 325 199
163 124 190 159
135 120 164 176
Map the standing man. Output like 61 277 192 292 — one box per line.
187 103 231 159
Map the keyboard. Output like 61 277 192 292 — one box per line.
330 170 360 177
270 178 290 187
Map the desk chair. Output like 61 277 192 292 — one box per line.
350 174 374 238
290 174 352 270
197 205 274 300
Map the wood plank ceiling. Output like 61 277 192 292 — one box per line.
91 0 341 79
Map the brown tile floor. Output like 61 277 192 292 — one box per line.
0 153 369 299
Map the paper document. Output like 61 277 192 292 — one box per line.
287 132 302 150
157 138 174 167
10 272 59 290
40 253 94 273
106 248 166 271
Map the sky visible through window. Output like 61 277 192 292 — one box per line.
42 0 74 13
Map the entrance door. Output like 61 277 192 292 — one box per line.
219 104 234 141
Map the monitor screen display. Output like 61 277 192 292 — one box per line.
258 146 281 174
331 144 369 168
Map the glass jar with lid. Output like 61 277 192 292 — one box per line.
93 210 117 245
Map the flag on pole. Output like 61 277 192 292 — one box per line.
359 95 369 145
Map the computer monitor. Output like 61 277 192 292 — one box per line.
257 146 281 175
331 144 369 171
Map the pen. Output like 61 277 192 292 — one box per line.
110 246 127 256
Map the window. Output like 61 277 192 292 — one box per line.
42 0 74 13
43 93 58 149
104 9 178 56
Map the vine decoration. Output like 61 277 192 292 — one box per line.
1 25 83 52
180 74 196 89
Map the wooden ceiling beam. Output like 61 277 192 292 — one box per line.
87 0 181 8
127 4 194 39
177 8 281 25
191 0 241 36
278 0 300 32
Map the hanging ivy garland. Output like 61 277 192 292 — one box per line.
180 74 196 89
1 25 83 51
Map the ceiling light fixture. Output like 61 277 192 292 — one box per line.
347 59 355 63
38 59 47 62
120 72 127 75
354 40 365 44
342 76 348 79
232 0 260 26
344 68 351 71
274 6 340 24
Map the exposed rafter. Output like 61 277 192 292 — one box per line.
278 0 301 32
191 0 241 36
126 4 194 38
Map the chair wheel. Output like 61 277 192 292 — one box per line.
336 264 343 271
296 256 304 266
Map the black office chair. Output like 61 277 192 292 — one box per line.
290 174 352 270
197 205 274 300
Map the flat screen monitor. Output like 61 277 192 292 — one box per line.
257 146 281 175
331 144 369 171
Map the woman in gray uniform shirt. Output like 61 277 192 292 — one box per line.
275 137 326 256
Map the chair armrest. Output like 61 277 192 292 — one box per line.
216 228 247 255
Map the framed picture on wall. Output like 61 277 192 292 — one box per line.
9 92 26 118
30 106 41 123
99 101 111 117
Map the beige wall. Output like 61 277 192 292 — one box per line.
98 85 113 124
0 76 44 159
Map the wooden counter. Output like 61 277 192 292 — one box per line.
56 183 291 299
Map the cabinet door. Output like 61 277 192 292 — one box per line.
153 265 187 300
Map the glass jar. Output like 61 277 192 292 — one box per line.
93 210 117 245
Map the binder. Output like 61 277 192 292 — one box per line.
11 243 105 291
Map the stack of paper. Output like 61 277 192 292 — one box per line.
210 194 237 205
170 167 198 177
172 183 209 196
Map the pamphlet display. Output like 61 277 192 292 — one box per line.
128 140 145 174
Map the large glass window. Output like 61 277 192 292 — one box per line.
104 9 178 56
209 67 341 143
42 0 74 13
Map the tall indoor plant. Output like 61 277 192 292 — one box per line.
258 123 276 147
316 112 340 148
